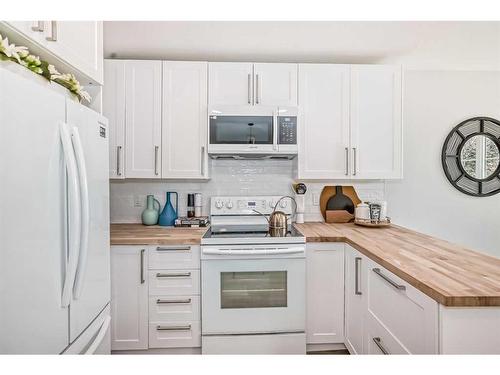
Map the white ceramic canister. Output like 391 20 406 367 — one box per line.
355 203 370 220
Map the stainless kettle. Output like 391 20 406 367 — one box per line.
255 196 297 237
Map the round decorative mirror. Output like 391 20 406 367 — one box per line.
442 117 500 196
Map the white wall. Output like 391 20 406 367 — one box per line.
110 159 385 223
386 70 500 257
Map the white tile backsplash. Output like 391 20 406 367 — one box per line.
110 159 386 223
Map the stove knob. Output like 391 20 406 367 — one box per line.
215 200 224 209
280 200 287 208
238 201 245 209
226 201 233 209
269 200 275 209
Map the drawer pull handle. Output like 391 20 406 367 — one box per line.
372 268 406 291
156 246 191 252
157 325 191 331
156 298 192 304
156 272 191 278
373 337 389 355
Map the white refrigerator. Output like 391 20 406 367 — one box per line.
0 64 111 354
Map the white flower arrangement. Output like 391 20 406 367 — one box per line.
0 33 91 102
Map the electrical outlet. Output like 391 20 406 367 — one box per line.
312 193 320 206
133 195 143 208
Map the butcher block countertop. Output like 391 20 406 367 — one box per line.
110 224 208 245
294 222 500 307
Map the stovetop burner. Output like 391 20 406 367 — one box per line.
203 226 304 239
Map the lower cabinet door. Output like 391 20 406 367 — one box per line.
111 246 149 350
149 321 201 348
344 246 366 354
364 258 438 354
306 243 345 344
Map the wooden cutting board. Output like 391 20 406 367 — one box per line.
320 186 362 221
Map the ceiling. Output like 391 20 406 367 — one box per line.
104 21 500 69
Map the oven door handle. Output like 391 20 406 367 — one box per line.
202 247 304 256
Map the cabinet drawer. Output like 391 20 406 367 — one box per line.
149 321 201 348
148 245 200 270
148 270 200 296
364 313 408 355
149 295 200 322
365 260 438 354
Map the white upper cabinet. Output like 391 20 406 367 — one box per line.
3 21 103 84
124 60 162 179
162 61 209 179
297 64 350 179
208 62 254 106
209 62 298 107
253 63 297 106
306 243 345 345
350 65 402 179
103 60 125 179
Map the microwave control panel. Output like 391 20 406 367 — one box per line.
278 116 297 144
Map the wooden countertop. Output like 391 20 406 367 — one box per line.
110 224 208 245
294 222 500 307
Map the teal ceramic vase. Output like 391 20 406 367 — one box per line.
158 192 178 226
141 195 161 225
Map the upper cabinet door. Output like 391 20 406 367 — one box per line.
350 65 402 179
208 62 254 106
124 60 162 179
42 21 104 84
162 61 209 179
103 60 126 179
253 63 297 106
297 64 350 179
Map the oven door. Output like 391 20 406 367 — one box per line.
208 107 278 154
201 246 306 335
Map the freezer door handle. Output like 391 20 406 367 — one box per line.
71 126 90 299
84 315 111 355
59 122 81 307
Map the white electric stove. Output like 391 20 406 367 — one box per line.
201 196 306 354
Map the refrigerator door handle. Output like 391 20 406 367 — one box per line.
71 126 90 299
84 315 111 355
59 122 81 307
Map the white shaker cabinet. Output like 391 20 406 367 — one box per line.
162 61 209 179
2 21 103 84
344 245 367 354
253 63 297 106
350 65 403 179
209 62 298 107
297 64 350 179
111 246 149 351
124 60 162 179
103 60 125 179
208 62 254 106
306 243 345 345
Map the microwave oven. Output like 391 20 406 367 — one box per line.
207 106 298 159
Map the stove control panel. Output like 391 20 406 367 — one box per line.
210 196 294 216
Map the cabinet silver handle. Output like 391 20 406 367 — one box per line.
116 146 122 176
255 74 260 104
156 298 192 304
140 249 145 284
247 74 252 104
46 21 57 41
201 146 205 176
355 257 362 295
154 146 159 175
156 272 191 278
352 147 357 176
345 147 349 175
156 246 191 252
373 268 406 291
32 21 44 32
157 325 191 331
373 337 389 354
